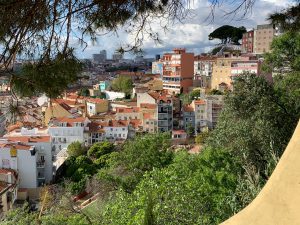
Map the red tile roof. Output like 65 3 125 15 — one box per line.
116 107 140 113
6 136 51 143
140 103 156 109
183 105 194 112
143 113 154 120
194 99 206 105
87 98 107 104
0 143 32 150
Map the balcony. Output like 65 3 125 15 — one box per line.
36 161 45 168
37 173 45 180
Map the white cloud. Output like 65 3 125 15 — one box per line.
75 0 290 58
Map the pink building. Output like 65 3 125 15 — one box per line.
162 48 194 94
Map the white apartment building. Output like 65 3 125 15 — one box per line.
0 141 39 188
48 117 90 153
103 120 129 141
4 127 53 184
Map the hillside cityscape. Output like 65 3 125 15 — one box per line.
0 1 299 224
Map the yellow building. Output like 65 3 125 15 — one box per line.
86 98 109 116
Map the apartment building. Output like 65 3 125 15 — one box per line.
0 141 39 189
140 103 157 133
86 98 109 117
242 30 254 53
48 117 90 153
115 107 140 120
152 61 163 76
162 48 194 94
194 55 216 78
254 24 275 54
211 53 260 90
183 105 195 130
191 95 224 132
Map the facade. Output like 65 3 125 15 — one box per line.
253 24 275 54
86 98 109 116
211 54 259 90
0 141 39 188
115 107 140 120
103 120 129 141
112 53 123 61
151 61 164 76
194 55 216 78
162 48 194 94
0 113 6 136
157 99 173 132
48 117 90 153
183 105 195 131
242 30 254 53
0 169 18 215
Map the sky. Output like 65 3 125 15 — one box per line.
74 0 294 59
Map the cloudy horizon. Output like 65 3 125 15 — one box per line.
74 0 294 59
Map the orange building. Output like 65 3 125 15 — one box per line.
162 48 194 94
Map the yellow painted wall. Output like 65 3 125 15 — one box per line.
221 120 300 225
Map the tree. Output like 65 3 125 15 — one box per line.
0 1 191 99
87 141 114 159
98 149 241 225
97 133 173 192
268 3 300 32
208 73 298 181
78 87 90 97
263 32 300 73
208 89 223 95
195 131 210 145
111 76 133 96
67 141 86 158
208 25 246 44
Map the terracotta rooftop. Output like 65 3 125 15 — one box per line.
194 99 206 105
129 119 142 129
143 113 154 120
6 136 51 143
0 143 32 150
87 98 107 104
183 105 194 112
140 103 157 109
116 107 140 113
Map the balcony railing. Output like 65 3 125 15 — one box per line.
37 161 45 168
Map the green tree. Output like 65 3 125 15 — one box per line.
87 141 114 159
67 141 86 158
78 87 90 97
209 73 298 181
195 131 210 145
97 133 173 192
99 149 241 225
208 25 246 44
111 76 133 96
263 32 300 73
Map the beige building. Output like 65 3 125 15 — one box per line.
115 107 140 120
86 98 109 117
211 53 242 90
253 24 275 54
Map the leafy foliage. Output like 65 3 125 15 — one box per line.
208 73 298 181
12 50 83 98
67 141 86 158
99 149 241 225
111 76 133 96
87 141 114 159
263 32 300 73
208 25 246 44
195 131 210 145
